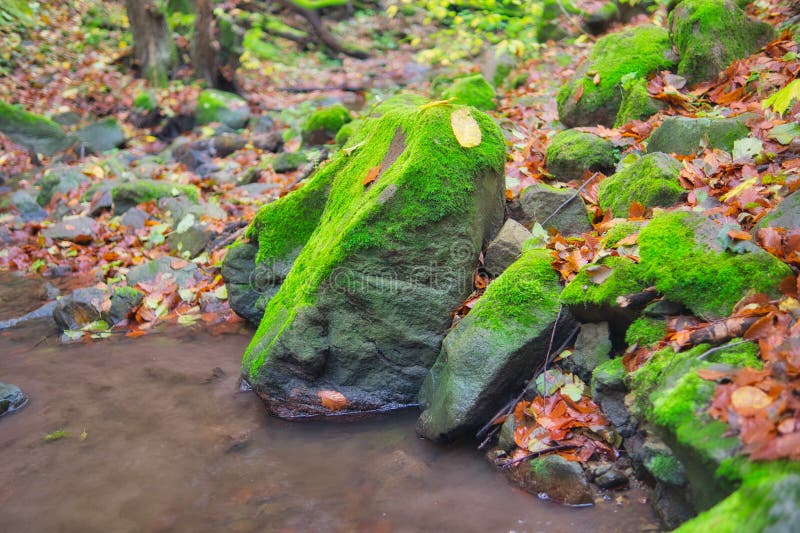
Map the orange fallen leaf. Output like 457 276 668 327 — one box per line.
628 201 645 220
363 165 381 186
318 389 348 411
574 83 584 103
731 385 772 413
727 230 752 241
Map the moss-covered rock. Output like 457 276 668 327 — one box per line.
417 249 576 441
133 90 158 112
753 190 800 232
301 104 353 146
196 89 250 129
583 1 620 35
545 129 619 181
230 101 506 417
536 0 580 42
561 255 648 320
335 119 362 146
108 286 144 324
646 115 751 155
669 0 775 85
0 100 73 156
513 182 593 236
557 26 677 127
559 322 612 384
271 151 309 173
111 179 200 215
76 118 125 153
625 316 667 347
36 165 90 206
614 74 664 127
441 74 497 111
510 454 593 506
638 211 791 319
598 152 684 216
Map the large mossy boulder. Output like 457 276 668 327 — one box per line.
416 249 577 442
225 100 506 417
639 211 792 319
615 74 664 127
598 152 684 217
0 100 73 155
557 26 676 127
196 89 250 129
440 74 497 111
647 115 751 155
669 0 775 85
301 104 353 146
545 129 618 181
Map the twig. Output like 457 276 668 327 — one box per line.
281 85 366 93
500 445 577 469
542 304 564 403
540 172 600 228
696 339 750 361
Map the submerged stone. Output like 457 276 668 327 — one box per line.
646 115 751 155
0 100 73 155
417 249 576 442
597 152 684 217
669 0 775 85
226 100 505 417
52 287 107 331
557 26 676 127
546 129 618 182
0 382 28 416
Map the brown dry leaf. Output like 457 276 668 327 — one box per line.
450 108 482 148
317 389 348 411
574 83 584 103
728 229 752 241
731 385 773 413
628 201 645 220
363 165 381 186
697 368 733 381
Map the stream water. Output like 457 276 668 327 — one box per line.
0 273 659 532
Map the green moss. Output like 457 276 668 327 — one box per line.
556 26 676 127
196 89 249 128
244 102 505 378
472 248 562 330
625 316 667 347
639 211 792 318
545 129 618 181
561 255 647 308
614 74 662 127
591 356 626 394
669 0 775 84
133 90 157 112
0 100 72 156
301 104 352 144
271 151 308 173
335 119 361 146
44 429 67 442
441 74 497 111
646 453 685 485
114 286 144 300
603 220 643 248
598 152 683 216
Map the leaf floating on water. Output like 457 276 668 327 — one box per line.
318 389 348 411
363 165 381 186
451 108 481 148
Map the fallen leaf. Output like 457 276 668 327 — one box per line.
363 165 381 186
731 385 772 413
451 108 482 148
727 229 752 241
317 389 348 411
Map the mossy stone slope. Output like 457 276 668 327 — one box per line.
235 101 506 418
598 152 684 216
0 100 74 156
545 129 618 181
441 74 497 111
417 249 576 442
557 26 676 127
669 0 775 85
638 211 791 319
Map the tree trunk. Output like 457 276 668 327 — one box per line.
192 0 218 87
124 0 177 86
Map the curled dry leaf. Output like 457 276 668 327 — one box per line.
317 389 348 411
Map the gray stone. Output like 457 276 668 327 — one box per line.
417 249 577 442
108 287 144 324
511 454 593 505
595 468 629 489
497 413 517 452
0 382 28 416
483 219 531 277
76 118 125 153
167 224 212 258
36 165 90 206
52 287 107 331
196 89 250 130
514 182 593 236
10 190 47 222
42 215 98 244
272 152 308 173
126 257 199 287
754 190 800 232
646 116 751 155
119 207 148 230
0 301 57 331
0 100 73 156
251 131 284 153
252 114 275 133
560 322 611 383
111 179 200 215
160 197 226 226
546 129 618 181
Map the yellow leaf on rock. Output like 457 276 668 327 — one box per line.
451 108 481 148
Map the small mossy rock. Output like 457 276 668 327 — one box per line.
272 151 308 173
754 190 800 232
335 120 361 146
590 356 637 437
639 211 792 319
36 165 90 206
167 223 211 258
441 74 497 111
301 104 353 146
417 249 577 442
133 90 158 112
557 26 677 127
196 89 250 129
497 413 517 452
514 182 593 236
127 256 199 288
42 215 98 244
559 322 611 384
641 441 688 487
511 454 593 505
646 115 751 155
76 118 125 153
234 101 506 417
546 129 618 181
480 44 519 88
52 287 107 331
669 0 775 85
0 382 28 416
0 100 73 155
108 286 144 324
615 74 664 127
483 218 532 277
10 190 47 222
111 179 200 215
598 152 684 217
